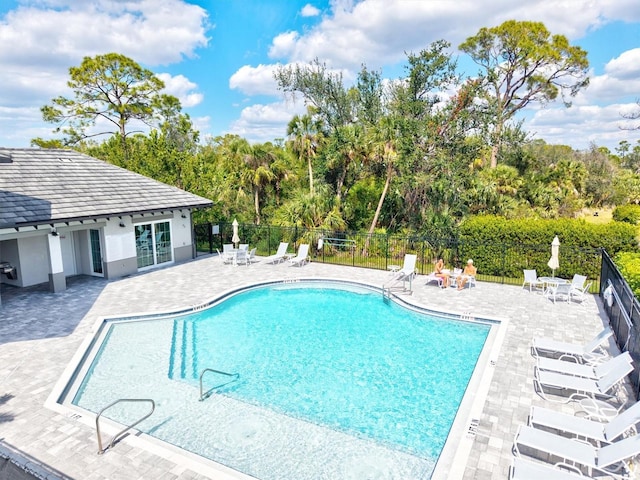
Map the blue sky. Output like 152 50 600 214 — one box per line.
1 0 639 152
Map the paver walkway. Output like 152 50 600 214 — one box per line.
0 255 622 479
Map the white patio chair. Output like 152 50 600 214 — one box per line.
570 281 593 303
220 244 235 265
523 269 544 292
289 244 310 267
513 424 640 478
531 327 613 362
528 399 640 446
571 274 588 290
244 247 257 265
545 282 572 303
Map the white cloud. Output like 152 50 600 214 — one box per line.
605 48 640 80
229 64 282 96
227 99 306 143
157 73 203 108
268 31 300 60
526 102 640 150
300 4 321 17
266 0 636 72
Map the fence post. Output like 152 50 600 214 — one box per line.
208 222 213 254
385 233 389 269
502 243 506 284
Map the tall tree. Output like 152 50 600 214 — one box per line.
459 20 589 168
242 142 278 225
39 53 179 155
287 110 323 195
275 58 355 131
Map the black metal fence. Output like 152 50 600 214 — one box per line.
600 249 640 396
194 222 602 290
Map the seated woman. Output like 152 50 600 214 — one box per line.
435 258 450 288
457 259 477 290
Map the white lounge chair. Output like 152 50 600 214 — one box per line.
394 254 416 281
523 269 544 292
513 424 640 478
263 242 289 264
509 457 591 480
424 271 444 288
536 351 633 380
393 254 417 288
289 244 309 266
531 327 613 362
528 399 640 445
533 360 633 402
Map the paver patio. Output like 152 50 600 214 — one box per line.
0 254 624 479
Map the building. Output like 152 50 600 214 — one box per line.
0 148 213 304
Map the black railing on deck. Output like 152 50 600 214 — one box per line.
600 249 640 397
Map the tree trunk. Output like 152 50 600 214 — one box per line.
254 189 261 225
363 162 392 255
490 120 503 169
307 145 314 196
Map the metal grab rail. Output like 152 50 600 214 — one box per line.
199 368 240 401
95 398 155 454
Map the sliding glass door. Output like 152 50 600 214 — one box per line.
135 221 172 269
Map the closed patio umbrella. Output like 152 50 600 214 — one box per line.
232 219 240 248
547 235 560 277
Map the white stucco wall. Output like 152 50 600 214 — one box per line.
171 212 192 249
103 219 136 262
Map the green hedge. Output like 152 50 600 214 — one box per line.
458 215 638 280
615 252 640 299
613 204 640 225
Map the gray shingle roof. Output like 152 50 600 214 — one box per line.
0 148 213 229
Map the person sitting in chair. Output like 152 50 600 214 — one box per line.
457 259 477 290
435 258 450 288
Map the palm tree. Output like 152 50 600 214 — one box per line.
287 111 323 196
366 115 402 236
241 142 277 225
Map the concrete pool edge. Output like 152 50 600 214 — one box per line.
45 276 508 480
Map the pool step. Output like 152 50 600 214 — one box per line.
168 319 197 380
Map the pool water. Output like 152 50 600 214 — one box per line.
72 282 490 479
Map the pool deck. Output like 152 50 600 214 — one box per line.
0 254 628 480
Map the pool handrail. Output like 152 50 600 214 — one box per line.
95 398 155 454
199 368 240 401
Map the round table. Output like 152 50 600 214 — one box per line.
538 277 568 294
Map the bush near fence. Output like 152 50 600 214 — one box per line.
615 252 640 300
458 215 638 282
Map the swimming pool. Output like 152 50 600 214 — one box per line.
60 280 499 479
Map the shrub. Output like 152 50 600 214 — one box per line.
457 215 638 279
615 252 640 299
612 204 640 225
